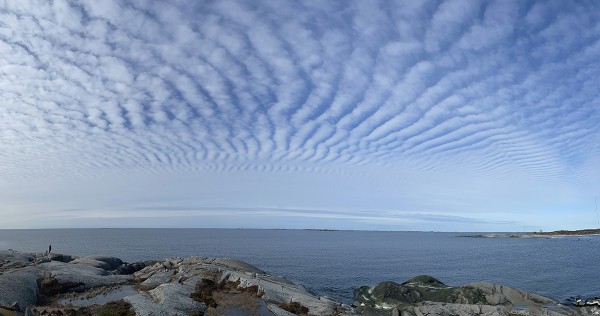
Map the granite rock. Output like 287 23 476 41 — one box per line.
2 250 595 316
355 276 578 316
0 251 358 315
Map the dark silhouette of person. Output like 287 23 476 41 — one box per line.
49 244 51 254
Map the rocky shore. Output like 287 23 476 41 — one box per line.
0 250 597 315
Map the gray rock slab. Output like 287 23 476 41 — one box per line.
0 266 43 310
126 283 206 316
267 303 297 316
42 261 129 289
70 255 123 271
0 250 36 264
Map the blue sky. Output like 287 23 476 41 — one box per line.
0 0 599 231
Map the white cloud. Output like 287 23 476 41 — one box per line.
0 0 598 230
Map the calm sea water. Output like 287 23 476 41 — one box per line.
0 229 597 304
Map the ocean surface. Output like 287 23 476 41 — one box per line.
0 229 598 304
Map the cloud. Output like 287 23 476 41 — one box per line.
0 0 599 230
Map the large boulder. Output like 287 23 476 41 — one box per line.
355 281 423 307
48 253 75 263
115 261 152 275
41 261 129 290
354 277 486 309
70 255 123 271
355 276 576 316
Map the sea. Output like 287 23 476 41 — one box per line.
0 229 598 304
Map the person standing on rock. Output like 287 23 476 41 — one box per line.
48 244 51 254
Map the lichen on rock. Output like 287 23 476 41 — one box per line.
354 275 580 316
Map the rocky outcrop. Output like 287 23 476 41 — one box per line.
0 267 42 311
0 250 357 316
70 255 123 271
354 275 600 316
0 250 131 313
126 256 357 316
2 250 599 316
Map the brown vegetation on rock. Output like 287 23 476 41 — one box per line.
33 300 135 316
95 300 136 316
190 278 219 308
279 301 309 315
190 278 266 316
36 277 84 304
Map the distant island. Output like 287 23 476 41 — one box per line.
531 228 600 236
465 228 600 238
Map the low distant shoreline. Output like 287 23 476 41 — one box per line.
531 228 600 236
464 228 600 238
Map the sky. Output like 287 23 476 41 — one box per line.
0 0 599 231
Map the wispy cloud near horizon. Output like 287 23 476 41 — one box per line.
0 0 599 231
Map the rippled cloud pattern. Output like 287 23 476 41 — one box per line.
0 0 599 230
